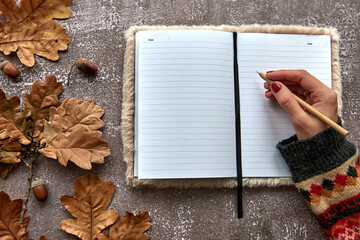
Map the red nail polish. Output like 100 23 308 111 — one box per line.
271 82 282 93
266 71 275 74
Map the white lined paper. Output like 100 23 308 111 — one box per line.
237 33 332 177
135 30 236 179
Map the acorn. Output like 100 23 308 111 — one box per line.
32 179 48 201
75 58 98 75
0 60 20 79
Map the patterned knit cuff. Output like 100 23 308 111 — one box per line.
276 119 356 183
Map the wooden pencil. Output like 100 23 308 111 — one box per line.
257 72 348 136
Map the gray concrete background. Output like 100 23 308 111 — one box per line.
1 0 360 239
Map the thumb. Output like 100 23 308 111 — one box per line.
270 81 307 121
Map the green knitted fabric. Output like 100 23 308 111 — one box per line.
276 119 356 183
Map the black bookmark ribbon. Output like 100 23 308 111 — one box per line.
233 32 243 218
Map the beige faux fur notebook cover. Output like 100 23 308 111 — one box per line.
121 24 341 188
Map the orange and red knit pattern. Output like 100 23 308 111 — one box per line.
321 198 360 239
298 156 360 239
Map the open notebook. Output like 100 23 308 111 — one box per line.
133 30 332 180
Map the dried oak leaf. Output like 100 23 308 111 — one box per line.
0 149 21 163
0 139 25 178
39 98 110 170
45 98 105 134
0 191 31 240
0 86 30 178
0 88 31 145
109 212 152 240
0 162 15 178
0 21 72 67
0 0 72 27
60 175 119 240
23 74 63 139
0 114 30 145
0 0 72 67
0 138 26 152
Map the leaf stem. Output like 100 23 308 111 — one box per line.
22 159 30 167
20 151 37 223
67 63 76 86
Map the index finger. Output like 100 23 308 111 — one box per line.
266 70 328 92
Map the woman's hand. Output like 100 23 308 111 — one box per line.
264 70 338 140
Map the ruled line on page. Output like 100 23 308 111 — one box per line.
142 71 229 78
141 113 234 117
140 91 234 95
140 109 234 112
141 150 234 153
140 168 235 171
142 126 236 129
141 138 234 141
236 43 329 47
140 52 232 56
237 49 327 53
141 97 233 100
141 46 233 50
237 58 329 62
141 103 235 107
140 69 233 73
141 63 233 67
140 86 234 89
141 120 234 123
141 57 232 61
141 40 233 45
139 74 232 77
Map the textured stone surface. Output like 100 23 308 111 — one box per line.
1 0 359 239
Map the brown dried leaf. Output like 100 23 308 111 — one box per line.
0 114 30 145
0 149 21 164
0 162 15 178
45 97 105 136
39 126 110 170
0 86 30 177
0 138 26 152
96 233 109 240
39 98 110 170
0 138 23 178
0 88 31 145
39 236 48 240
0 12 4 32
109 212 151 240
0 21 72 67
0 89 20 120
60 175 119 240
0 191 31 240
0 0 72 28
0 0 72 66
23 74 63 139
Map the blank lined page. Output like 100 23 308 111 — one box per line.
237 33 332 177
135 30 236 179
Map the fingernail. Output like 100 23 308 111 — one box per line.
271 82 282 93
266 71 275 74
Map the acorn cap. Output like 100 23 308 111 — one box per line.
0 60 9 70
32 178 45 188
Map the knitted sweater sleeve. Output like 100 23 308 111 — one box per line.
277 124 359 240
